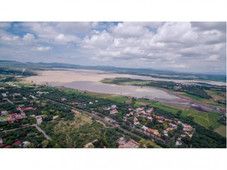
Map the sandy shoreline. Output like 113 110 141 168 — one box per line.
25 69 226 86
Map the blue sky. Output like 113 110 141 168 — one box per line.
0 22 226 74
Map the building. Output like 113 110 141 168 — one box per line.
142 126 148 131
35 116 43 125
20 141 30 147
111 105 117 109
13 141 21 146
0 138 3 144
22 107 37 111
52 115 59 120
1 110 8 116
118 139 140 148
176 141 182 146
71 110 80 115
110 110 119 115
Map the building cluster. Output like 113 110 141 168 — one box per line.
0 139 30 148
104 105 119 115
0 110 26 123
123 107 195 146
117 137 140 148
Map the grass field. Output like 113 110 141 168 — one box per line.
205 90 226 101
182 93 204 101
42 114 105 148
214 125 226 137
182 110 222 129
60 86 224 133
135 99 222 130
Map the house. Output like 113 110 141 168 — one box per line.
175 141 182 146
1 110 8 116
146 108 154 113
177 137 182 141
30 95 36 99
84 142 94 148
147 117 153 121
95 100 98 103
117 137 126 145
71 102 80 105
166 127 173 131
2 93 7 97
20 141 30 147
165 118 173 123
147 128 160 136
118 139 140 148
169 123 177 129
81 104 87 108
16 115 23 120
111 105 117 109
61 98 67 101
104 107 110 111
157 120 163 123
52 115 59 120
181 134 186 138
156 115 165 120
142 126 148 131
4 145 10 148
13 141 21 146
71 110 80 115
35 116 42 125
110 110 119 115
183 127 193 131
89 101 93 104
22 107 37 111
163 130 168 136
10 113 17 119
185 132 193 138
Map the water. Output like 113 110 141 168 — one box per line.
49 81 179 100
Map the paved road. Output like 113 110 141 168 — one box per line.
3 124 31 132
32 124 52 140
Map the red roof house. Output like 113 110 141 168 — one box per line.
13 141 21 146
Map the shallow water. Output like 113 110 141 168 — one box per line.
47 81 179 100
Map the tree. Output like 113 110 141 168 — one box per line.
41 140 49 148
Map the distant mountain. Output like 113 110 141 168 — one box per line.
0 60 226 82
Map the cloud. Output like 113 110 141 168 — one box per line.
206 55 220 61
0 22 11 29
32 46 52 51
0 22 226 74
22 33 35 41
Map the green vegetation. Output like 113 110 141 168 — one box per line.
102 77 226 100
139 139 161 148
40 114 105 148
214 125 226 137
0 126 46 148
183 93 204 101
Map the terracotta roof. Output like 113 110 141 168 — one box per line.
13 141 21 146
4 145 11 148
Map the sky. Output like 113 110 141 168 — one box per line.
0 22 226 74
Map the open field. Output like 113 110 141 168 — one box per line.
205 90 226 100
134 99 223 130
182 93 204 101
41 114 105 148
214 125 226 137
